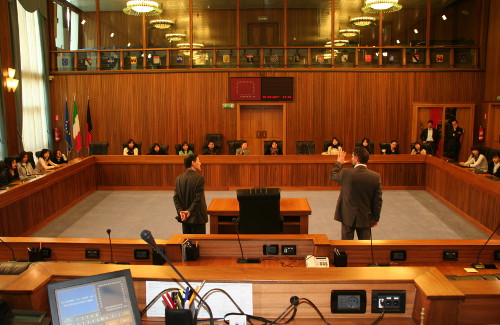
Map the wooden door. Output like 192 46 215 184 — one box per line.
239 105 283 155
247 23 280 46
486 104 500 149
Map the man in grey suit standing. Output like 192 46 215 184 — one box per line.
329 147 383 240
173 154 208 234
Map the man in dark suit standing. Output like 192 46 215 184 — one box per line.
420 120 440 155
329 148 383 240
444 119 464 161
173 154 208 234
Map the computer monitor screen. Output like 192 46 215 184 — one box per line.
47 269 141 325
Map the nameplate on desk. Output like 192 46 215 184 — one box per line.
145 281 253 318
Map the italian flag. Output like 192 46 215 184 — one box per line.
72 98 82 152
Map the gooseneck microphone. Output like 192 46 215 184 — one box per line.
367 227 378 267
472 223 500 269
232 218 260 264
140 230 215 325
106 229 114 264
0 238 17 261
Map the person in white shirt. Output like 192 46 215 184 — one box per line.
17 151 35 180
459 145 488 173
123 139 139 155
35 149 58 173
322 137 343 155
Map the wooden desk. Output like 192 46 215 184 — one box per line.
207 198 312 234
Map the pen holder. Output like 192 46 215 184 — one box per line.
184 245 199 261
334 251 347 267
165 306 194 325
28 249 43 262
152 247 165 265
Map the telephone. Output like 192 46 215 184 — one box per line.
305 255 330 268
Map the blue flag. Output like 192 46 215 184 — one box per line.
64 100 72 152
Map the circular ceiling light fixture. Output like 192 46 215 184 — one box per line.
339 28 360 37
165 33 186 42
149 19 174 29
350 16 376 27
123 1 162 16
362 0 402 13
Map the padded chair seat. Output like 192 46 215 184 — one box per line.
0 261 33 275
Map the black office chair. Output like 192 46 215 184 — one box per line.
148 144 169 155
175 143 195 155
89 142 109 155
205 134 222 148
236 188 282 234
355 141 374 154
264 141 283 155
296 141 315 154
122 142 142 155
227 140 245 155
379 142 390 154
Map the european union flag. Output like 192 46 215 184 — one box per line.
64 100 72 152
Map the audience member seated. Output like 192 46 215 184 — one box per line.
459 145 488 173
51 149 68 164
322 137 343 155
2 157 19 183
356 138 373 154
489 152 500 177
178 141 194 155
35 149 58 173
17 151 35 180
123 139 139 155
386 140 400 154
236 141 250 155
203 141 218 155
148 143 167 155
411 142 427 155
265 140 282 155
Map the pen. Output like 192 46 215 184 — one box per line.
184 287 190 307
188 285 199 305
165 293 175 308
161 295 171 308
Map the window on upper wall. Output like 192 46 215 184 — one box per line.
193 0 236 47
382 0 427 46
240 0 284 47
287 0 331 46
335 0 377 47
148 0 190 49
100 1 142 49
430 0 477 46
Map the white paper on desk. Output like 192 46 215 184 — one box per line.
146 281 253 319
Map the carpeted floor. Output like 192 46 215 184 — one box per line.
32 190 487 240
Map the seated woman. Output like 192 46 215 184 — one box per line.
2 157 20 183
123 139 139 155
236 142 250 155
178 142 193 155
203 141 218 155
360 137 372 154
148 143 166 155
51 149 68 164
411 142 427 155
322 137 343 155
459 145 488 173
386 140 400 154
35 149 58 173
17 151 35 180
268 140 282 155
490 152 500 177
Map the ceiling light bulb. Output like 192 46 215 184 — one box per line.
81 19 86 25
442 15 447 20
110 33 115 37
414 29 418 34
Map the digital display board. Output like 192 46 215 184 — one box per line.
230 77 293 101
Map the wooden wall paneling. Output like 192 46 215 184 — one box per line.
484 0 500 101
486 103 500 149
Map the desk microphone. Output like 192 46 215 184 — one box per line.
106 229 114 263
0 238 17 261
140 230 215 325
472 223 500 269
232 218 261 264
367 227 378 267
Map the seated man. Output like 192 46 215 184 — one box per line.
236 141 250 155
490 152 500 177
386 140 400 154
203 141 218 155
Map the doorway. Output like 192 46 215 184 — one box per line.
237 104 286 155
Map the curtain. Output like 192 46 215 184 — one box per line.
15 0 50 152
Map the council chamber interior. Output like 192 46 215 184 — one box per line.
0 0 500 324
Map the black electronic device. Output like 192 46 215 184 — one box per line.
331 290 366 314
47 269 141 325
472 223 500 269
140 230 215 325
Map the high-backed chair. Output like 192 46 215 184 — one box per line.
175 143 195 155
236 188 282 234
296 141 315 155
355 141 375 154
227 140 245 155
148 144 169 155
205 134 222 148
323 141 344 152
122 142 142 155
379 142 391 154
25 151 36 169
89 142 109 155
264 141 283 155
